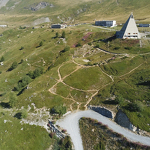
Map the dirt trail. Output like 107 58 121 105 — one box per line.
118 63 143 78
49 52 145 111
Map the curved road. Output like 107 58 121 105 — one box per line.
56 110 150 150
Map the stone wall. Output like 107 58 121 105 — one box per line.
115 109 137 131
88 105 114 119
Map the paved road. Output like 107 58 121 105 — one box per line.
56 110 150 150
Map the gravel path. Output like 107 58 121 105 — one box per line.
56 110 150 150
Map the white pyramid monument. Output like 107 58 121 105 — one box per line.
116 13 141 39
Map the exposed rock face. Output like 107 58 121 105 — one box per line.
24 2 54 11
32 17 50 26
88 105 114 119
115 109 137 131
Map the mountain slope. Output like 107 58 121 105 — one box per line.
0 0 150 26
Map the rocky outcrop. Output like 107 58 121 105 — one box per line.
115 109 137 131
24 2 54 11
88 105 114 119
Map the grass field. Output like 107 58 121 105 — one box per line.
0 111 53 150
64 67 111 90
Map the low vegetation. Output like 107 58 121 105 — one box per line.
0 6 150 148
80 118 150 150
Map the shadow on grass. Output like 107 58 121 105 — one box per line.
7 67 13 72
137 81 150 87
17 87 26 96
14 112 22 119
103 100 118 105
0 102 10 108
0 93 6 97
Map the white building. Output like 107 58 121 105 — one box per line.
95 20 117 27
116 14 141 39
0 25 7 28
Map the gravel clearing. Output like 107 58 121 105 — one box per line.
56 110 150 150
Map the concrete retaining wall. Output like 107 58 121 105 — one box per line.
88 105 114 119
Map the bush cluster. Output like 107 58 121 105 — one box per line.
14 76 31 91
125 102 143 112
9 61 18 71
9 92 18 108
51 105 66 116
60 46 70 54
27 68 43 79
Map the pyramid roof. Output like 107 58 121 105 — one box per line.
116 14 141 39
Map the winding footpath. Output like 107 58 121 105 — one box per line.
56 110 150 150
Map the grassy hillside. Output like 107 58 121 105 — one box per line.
0 0 150 149
0 0 150 27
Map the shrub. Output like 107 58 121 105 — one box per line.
55 32 58 38
76 42 81 47
9 61 18 70
0 71 2 74
39 41 43 47
19 26 26 29
51 105 67 116
0 56 4 62
94 141 105 150
60 46 70 54
49 132 55 138
125 102 144 112
62 129 67 133
20 46 24 50
61 31 66 38
14 76 31 91
9 92 18 108
114 46 120 50
27 71 34 79
124 46 132 50
21 109 28 119
27 68 43 79
95 44 100 48
88 42 92 46
114 95 124 105
20 59 24 64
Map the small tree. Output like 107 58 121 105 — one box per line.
10 61 18 70
33 68 41 78
20 46 24 50
95 44 100 48
0 56 4 62
9 92 18 108
51 105 66 116
55 32 58 38
126 102 144 112
39 41 43 47
115 95 124 105
76 42 81 47
21 109 28 119
20 59 24 64
61 31 66 38
27 71 34 79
